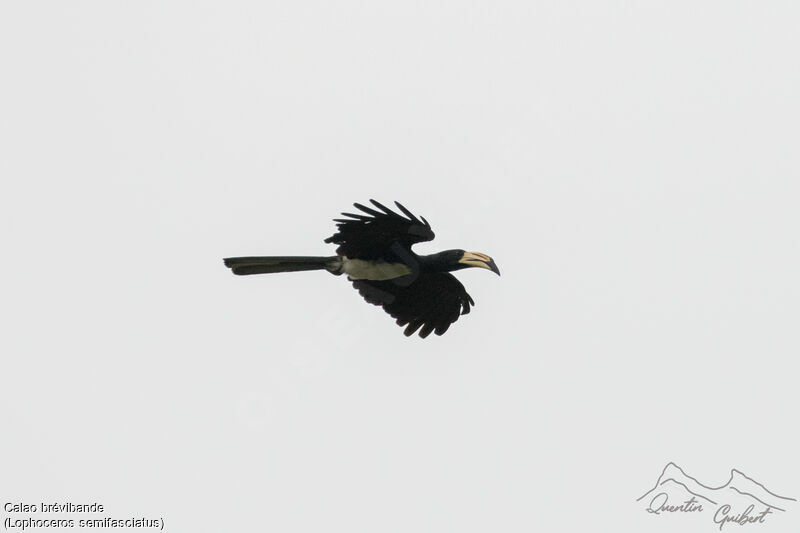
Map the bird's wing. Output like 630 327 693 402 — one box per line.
324 200 435 260
352 272 474 338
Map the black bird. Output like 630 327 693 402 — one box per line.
224 200 499 338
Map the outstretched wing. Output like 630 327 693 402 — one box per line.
324 199 434 260
353 272 474 338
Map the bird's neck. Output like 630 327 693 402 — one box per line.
418 252 465 273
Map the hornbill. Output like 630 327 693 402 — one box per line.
223 200 499 338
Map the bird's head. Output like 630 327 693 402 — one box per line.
433 249 500 275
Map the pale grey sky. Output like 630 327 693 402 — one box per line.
2 2 798 532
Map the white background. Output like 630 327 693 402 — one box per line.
2 2 798 532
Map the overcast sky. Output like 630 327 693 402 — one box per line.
2 2 799 532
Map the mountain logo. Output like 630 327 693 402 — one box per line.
637 462 796 530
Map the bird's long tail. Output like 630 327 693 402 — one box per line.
223 256 340 276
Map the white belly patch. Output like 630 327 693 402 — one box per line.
342 258 412 280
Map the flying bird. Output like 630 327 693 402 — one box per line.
223 200 499 338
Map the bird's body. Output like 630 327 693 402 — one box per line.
224 200 499 338
339 257 412 280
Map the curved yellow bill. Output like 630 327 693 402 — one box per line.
458 251 500 275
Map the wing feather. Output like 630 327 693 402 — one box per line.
352 272 474 338
325 200 435 260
